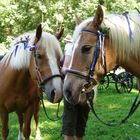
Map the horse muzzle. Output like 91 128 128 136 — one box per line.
40 74 63 103
42 84 63 103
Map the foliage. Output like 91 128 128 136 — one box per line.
0 0 140 49
107 0 138 13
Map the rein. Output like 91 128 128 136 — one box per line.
123 12 133 48
87 91 140 126
40 95 63 121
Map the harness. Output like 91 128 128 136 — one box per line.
66 27 140 126
31 44 64 121
66 29 106 93
31 45 64 121
87 90 140 126
30 45 63 89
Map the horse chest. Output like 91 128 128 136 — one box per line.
0 83 38 113
16 97 30 111
3 94 30 113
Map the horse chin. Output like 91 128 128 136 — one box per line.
53 90 63 103
64 95 79 105
64 91 87 105
78 94 87 104
63 78 88 104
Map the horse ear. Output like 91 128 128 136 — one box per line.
75 14 81 25
34 24 42 45
55 26 64 40
93 5 104 28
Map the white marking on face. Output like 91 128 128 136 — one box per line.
42 32 62 91
49 58 62 90
69 35 81 69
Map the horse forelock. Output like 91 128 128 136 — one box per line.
40 32 62 57
73 17 93 43
71 17 93 69
1 33 34 69
1 32 63 71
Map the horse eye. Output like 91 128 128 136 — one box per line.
81 45 92 53
35 53 42 59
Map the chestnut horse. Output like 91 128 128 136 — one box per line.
0 25 63 140
63 5 140 104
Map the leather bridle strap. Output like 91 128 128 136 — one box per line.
66 29 105 83
40 96 63 121
66 69 95 82
33 51 44 86
40 74 64 86
82 29 105 77
31 48 63 121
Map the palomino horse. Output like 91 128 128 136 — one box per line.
63 5 140 104
0 25 63 140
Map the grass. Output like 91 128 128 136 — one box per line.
86 85 140 140
0 83 140 140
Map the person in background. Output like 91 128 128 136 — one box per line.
61 35 92 140
61 35 73 75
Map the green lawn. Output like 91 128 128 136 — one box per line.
0 84 140 140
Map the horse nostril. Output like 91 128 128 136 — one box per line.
50 89 55 102
65 89 72 99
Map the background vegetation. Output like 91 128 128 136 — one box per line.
0 0 140 49
0 83 140 140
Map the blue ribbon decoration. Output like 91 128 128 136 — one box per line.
123 12 133 47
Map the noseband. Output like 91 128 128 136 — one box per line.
66 29 105 91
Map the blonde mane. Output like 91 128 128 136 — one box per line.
102 13 140 62
73 13 140 62
73 17 93 43
1 32 62 70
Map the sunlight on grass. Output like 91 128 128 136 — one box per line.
108 104 121 109
44 100 64 107
131 88 139 94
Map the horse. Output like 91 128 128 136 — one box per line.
63 5 140 105
0 24 63 140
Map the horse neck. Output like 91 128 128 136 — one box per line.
105 39 140 78
117 56 140 79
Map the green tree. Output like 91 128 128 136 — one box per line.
0 0 139 49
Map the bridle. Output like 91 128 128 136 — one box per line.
30 45 63 91
30 43 64 121
14 38 63 90
65 28 140 127
66 29 106 92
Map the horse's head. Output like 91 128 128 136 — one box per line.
29 25 63 103
63 5 116 104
